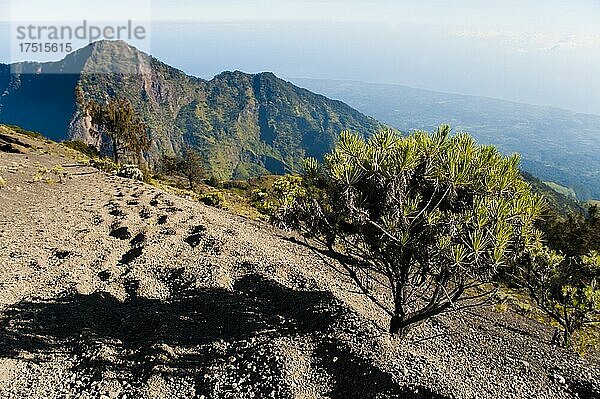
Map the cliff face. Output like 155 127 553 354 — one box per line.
0 49 89 142
0 41 383 178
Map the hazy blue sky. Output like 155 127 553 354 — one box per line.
1 0 599 114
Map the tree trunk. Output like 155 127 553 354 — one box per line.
389 315 416 338
551 328 561 346
562 328 572 348
112 138 119 164
389 315 401 334
389 300 456 338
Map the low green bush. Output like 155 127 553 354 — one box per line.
252 175 305 221
3 125 42 139
519 248 600 348
199 191 226 208
62 140 100 158
206 176 223 189
223 180 251 190
89 157 119 173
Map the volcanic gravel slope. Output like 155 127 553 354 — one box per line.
0 128 599 399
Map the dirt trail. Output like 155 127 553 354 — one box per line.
0 129 598 399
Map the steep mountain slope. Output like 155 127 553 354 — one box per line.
521 171 587 217
1 127 598 399
0 45 93 142
0 41 383 179
293 78 600 201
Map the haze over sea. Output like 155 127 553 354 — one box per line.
1 0 599 115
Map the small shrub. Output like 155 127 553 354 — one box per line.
0 175 6 188
539 205 600 257
3 125 42 139
494 301 509 313
33 168 48 182
223 180 251 190
199 191 226 208
62 140 100 158
89 157 119 173
141 167 154 184
519 248 600 347
255 175 306 224
250 188 269 210
572 326 600 356
206 175 223 189
50 165 68 183
494 289 533 316
32 166 68 184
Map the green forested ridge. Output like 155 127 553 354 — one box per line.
0 41 383 179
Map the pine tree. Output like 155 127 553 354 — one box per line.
273 126 543 337
82 95 150 165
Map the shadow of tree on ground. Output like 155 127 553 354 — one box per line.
0 271 449 398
